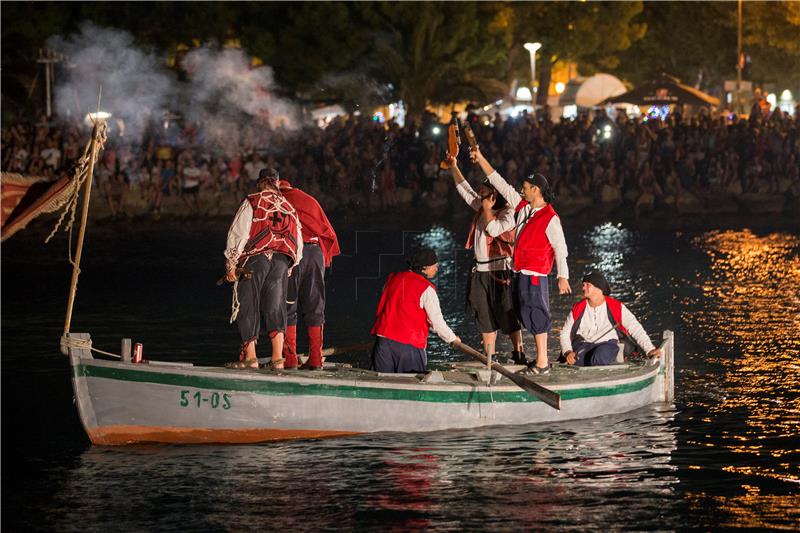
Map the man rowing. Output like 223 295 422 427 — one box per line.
370 248 460 373
559 270 662 366
470 146 572 375
277 173 340 370
447 154 525 366
224 168 303 370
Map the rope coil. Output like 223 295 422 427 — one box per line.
61 335 121 359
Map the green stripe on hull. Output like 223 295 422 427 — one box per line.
74 364 655 403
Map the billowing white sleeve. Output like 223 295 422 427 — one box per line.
420 287 457 344
484 206 515 237
621 304 656 353
225 200 253 269
560 312 575 354
486 171 523 209
455 181 481 211
545 216 569 279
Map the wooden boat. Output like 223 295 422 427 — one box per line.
65 331 675 445
52 118 676 446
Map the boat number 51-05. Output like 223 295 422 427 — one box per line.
179 390 231 410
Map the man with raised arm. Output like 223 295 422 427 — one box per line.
560 271 662 366
224 168 303 370
470 146 571 375
447 154 525 365
370 248 461 373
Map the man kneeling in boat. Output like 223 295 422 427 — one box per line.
370 248 460 373
559 271 662 366
224 168 303 370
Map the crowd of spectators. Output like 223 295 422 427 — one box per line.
2 102 799 219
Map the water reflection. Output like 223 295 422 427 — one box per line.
690 230 799 452
583 222 635 284
679 229 800 526
41 407 678 531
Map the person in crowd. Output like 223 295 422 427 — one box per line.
559 270 662 366
277 171 341 370
224 168 303 370
447 154 525 365
470 145 571 375
370 248 460 373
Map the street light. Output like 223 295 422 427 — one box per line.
523 42 542 109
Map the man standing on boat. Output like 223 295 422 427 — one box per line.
224 168 303 370
370 248 460 373
559 271 662 366
470 146 571 375
277 175 340 370
447 154 525 365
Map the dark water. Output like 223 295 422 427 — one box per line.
2 211 799 531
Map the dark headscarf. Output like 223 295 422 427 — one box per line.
407 247 438 272
582 270 611 296
257 167 280 185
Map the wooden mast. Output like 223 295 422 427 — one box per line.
63 119 103 336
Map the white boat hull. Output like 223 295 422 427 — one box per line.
69 332 675 445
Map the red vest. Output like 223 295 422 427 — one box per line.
240 190 300 264
570 296 630 340
465 209 515 260
371 271 435 349
513 202 557 273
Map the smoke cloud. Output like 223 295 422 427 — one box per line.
180 47 301 149
49 22 173 138
49 23 302 143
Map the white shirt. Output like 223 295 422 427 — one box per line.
420 286 457 344
455 181 514 272
485 171 569 279
559 300 656 354
225 196 303 270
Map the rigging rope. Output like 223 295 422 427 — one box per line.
61 335 121 359
45 121 108 263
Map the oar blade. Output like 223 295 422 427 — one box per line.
501 369 561 410
452 341 561 410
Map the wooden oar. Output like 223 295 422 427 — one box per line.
452 341 561 410
257 341 373 365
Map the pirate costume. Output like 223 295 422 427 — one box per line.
455 179 521 338
225 170 303 362
277 179 340 370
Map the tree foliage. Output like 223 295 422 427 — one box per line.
3 1 797 119
616 1 800 90
499 1 646 103
341 2 509 119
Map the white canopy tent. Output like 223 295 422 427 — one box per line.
560 74 628 108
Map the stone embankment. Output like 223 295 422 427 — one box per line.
87 179 800 222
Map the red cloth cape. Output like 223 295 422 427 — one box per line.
278 180 340 266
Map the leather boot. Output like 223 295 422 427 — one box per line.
301 325 323 370
283 325 298 369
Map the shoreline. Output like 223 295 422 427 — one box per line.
90 183 800 219
10 186 798 246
